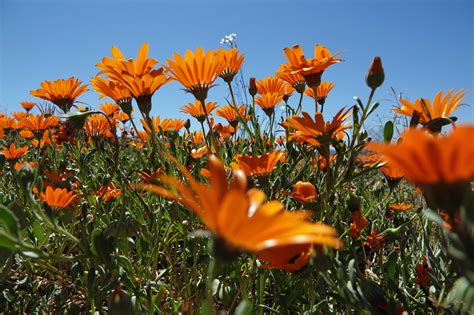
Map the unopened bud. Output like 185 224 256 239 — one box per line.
366 57 385 90
249 78 257 97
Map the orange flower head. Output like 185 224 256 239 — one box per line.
22 114 58 140
216 105 247 127
257 77 294 96
20 101 36 112
388 203 413 212
180 100 218 123
232 151 285 177
304 82 335 106
286 108 351 147
83 115 113 140
138 155 342 259
2 143 29 162
380 163 404 189
364 230 384 251
257 244 313 272
99 102 121 118
393 89 464 132
96 43 172 115
415 257 430 288
275 64 306 94
255 93 283 116
40 186 77 212
30 77 88 113
217 48 245 83
291 181 318 203
141 116 185 133
97 183 122 202
349 210 368 239
281 44 342 89
91 77 133 115
367 126 474 214
165 48 225 103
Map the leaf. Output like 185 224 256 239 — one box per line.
386 251 398 281
383 121 394 143
235 299 253 315
0 205 20 237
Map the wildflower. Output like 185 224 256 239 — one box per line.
275 65 306 94
2 143 29 163
99 102 120 118
20 101 36 112
388 203 413 212
366 56 385 90
138 155 342 259
286 108 351 147
364 230 384 251
393 89 464 132
40 186 77 212
280 44 342 89
367 126 474 216
21 114 58 140
97 183 122 202
232 151 285 177
165 48 225 104
84 115 113 140
217 48 245 83
415 257 430 288
257 77 293 96
255 93 283 116
304 82 335 107
379 164 404 190
216 104 247 128
30 77 88 113
291 181 318 203
180 100 218 123
91 77 133 115
257 244 313 272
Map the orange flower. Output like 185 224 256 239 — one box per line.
180 100 218 123
2 143 29 162
96 43 172 115
379 164 404 189
255 93 283 115
275 65 306 94
257 244 313 272
393 89 464 132
304 82 335 105
142 116 185 133
291 181 318 203
99 102 120 117
138 155 342 257
20 101 36 112
14 161 36 171
217 48 245 83
364 230 384 251
40 186 77 212
97 183 122 202
280 44 342 89
232 151 285 177
367 126 474 214
30 77 88 112
84 115 113 139
216 105 247 127
286 108 351 147
349 210 368 239
388 203 413 212
90 77 133 115
21 114 58 139
165 48 225 103
256 77 294 96
415 257 430 288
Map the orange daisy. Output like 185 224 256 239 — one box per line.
138 155 342 257
217 47 245 83
40 186 77 212
21 114 58 140
367 125 474 214
2 143 29 162
91 77 133 115
255 93 283 116
304 82 336 106
216 104 247 127
30 77 88 113
291 181 318 203
393 89 464 132
275 64 306 94
83 115 113 140
232 151 285 177
180 100 218 123
20 101 36 112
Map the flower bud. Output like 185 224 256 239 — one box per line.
346 193 361 213
366 57 385 90
249 77 257 97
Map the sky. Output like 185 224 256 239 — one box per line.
1 0 473 131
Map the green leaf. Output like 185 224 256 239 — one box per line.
386 251 398 281
0 205 20 236
383 121 394 143
235 299 252 315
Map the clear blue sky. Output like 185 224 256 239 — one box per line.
1 0 473 129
